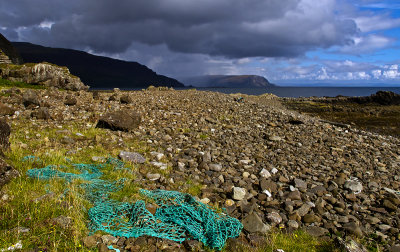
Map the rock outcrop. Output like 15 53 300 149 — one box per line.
350 91 400 105
0 50 12 64
0 63 89 91
0 33 23 65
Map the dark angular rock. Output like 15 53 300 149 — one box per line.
119 151 146 164
0 118 10 153
116 237 126 247
134 236 147 246
97 243 109 252
310 185 327 197
242 212 270 233
287 190 301 200
240 202 255 214
64 95 77 106
260 178 277 193
120 94 132 104
96 110 141 132
92 91 100 100
50 215 71 229
22 90 39 107
31 107 50 120
303 213 320 223
109 93 118 101
383 199 397 211
183 240 201 251
82 235 99 248
306 226 329 237
0 158 19 189
294 178 307 189
343 222 363 237
0 102 15 116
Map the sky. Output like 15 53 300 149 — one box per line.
1 0 400 86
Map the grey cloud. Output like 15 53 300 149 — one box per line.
3 0 359 58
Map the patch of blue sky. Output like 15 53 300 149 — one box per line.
356 0 400 10
306 49 363 62
307 48 400 64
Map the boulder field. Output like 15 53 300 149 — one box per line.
1 87 399 251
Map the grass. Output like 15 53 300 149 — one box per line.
0 77 45 90
0 119 147 251
224 229 338 252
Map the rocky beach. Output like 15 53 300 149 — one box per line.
0 86 399 251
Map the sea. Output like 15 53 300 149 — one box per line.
98 86 400 98
183 87 400 98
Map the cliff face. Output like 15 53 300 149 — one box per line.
13 42 184 88
0 34 23 65
181 75 274 88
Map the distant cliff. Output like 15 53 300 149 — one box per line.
0 34 23 64
180 75 275 88
13 42 184 89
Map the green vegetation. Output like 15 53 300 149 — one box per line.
0 120 144 251
283 100 400 137
0 77 45 90
225 229 338 252
262 230 337 252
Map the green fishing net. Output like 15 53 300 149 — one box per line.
25 156 242 250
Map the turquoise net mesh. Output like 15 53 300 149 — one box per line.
25 157 242 250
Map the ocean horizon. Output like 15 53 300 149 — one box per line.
93 86 400 98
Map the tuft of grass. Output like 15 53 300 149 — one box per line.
0 77 45 90
224 229 338 252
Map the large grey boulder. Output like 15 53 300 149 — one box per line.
242 212 270 233
23 89 40 107
119 151 146 164
96 110 141 132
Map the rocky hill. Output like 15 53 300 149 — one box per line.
1 34 88 91
180 75 275 88
12 42 184 89
0 34 23 65
0 63 89 91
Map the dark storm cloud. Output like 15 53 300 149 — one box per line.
1 0 358 58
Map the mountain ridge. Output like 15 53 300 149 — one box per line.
180 75 275 88
12 42 184 89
